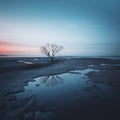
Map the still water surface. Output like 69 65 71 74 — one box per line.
17 69 120 120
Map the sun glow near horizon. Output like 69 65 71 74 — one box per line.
0 41 39 55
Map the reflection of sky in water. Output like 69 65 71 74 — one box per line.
17 69 120 104
16 68 120 119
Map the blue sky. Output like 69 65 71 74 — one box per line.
0 0 120 56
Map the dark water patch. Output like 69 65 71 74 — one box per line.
15 69 120 120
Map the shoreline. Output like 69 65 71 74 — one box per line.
0 57 120 93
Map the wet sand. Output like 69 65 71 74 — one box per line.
0 57 120 120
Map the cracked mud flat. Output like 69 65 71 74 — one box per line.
0 57 120 120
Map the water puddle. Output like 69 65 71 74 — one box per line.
100 64 120 66
16 68 120 120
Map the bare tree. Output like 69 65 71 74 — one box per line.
41 43 63 63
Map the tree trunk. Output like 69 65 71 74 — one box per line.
50 57 54 63
51 57 54 63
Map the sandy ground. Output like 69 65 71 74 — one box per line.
0 57 120 120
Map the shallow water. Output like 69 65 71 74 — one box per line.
16 68 120 120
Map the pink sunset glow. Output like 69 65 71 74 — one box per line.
0 41 39 55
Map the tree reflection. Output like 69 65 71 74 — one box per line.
39 75 64 86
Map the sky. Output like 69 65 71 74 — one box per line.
0 0 120 56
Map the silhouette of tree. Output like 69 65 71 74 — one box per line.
41 43 63 63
